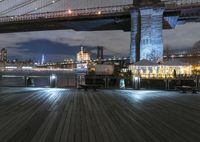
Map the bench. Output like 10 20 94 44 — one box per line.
192 87 199 93
79 84 101 91
176 86 199 93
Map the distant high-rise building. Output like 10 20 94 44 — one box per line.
97 46 104 60
77 47 90 62
41 54 45 64
0 48 7 62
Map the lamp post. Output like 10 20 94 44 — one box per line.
50 74 57 88
132 76 140 90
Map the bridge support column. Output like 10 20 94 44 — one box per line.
150 7 165 62
130 10 140 63
130 7 164 63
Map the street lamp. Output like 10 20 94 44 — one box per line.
50 74 57 88
97 11 101 15
133 76 140 90
68 9 72 14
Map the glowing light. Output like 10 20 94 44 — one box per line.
120 79 125 89
129 64 192 79
97 11 102 15
134 77 139 81
51 74 57 80
22 66 33 70
5 66 17 69
68 9 72 14
120 90 159 102
2 75 21 78
41 88 67 101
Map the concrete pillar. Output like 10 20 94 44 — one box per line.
151 7 165 62
140 7 164 62
130 10 140 63
130 7 164 63
140 7 153 61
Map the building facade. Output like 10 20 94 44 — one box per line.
77 47 90 63
0 48 7 62
129 60 192 79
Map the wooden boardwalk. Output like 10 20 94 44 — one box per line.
0 88 200 142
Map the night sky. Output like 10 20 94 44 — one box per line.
0 23 199 62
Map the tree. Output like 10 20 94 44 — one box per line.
173 69 177 78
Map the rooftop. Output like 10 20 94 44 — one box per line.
163 60 190 66
133 59 157 66
131 59 191 66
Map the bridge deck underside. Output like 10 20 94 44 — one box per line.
0 9 199 33
0 4 198 33
0 15 131 33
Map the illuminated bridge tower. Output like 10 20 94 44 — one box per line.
140 7 164 62
130 0 165 63
130 10 140 63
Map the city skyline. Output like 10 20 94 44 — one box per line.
0 22 199 61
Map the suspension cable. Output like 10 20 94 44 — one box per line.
0 0 38 16
22 0 61 15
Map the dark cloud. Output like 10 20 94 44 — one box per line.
8 39 100 61
16 39 80 55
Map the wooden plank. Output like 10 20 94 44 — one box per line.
0 88 200 142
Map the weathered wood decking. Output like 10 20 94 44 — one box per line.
0 88 200 142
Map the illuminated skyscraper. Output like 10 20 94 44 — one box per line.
41 54 45 65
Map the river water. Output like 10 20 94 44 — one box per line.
0 70 77 88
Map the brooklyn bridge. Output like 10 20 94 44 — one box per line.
0 0 199 62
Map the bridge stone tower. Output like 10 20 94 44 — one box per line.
130 0 164 63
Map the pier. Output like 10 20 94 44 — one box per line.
0 88 200 142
